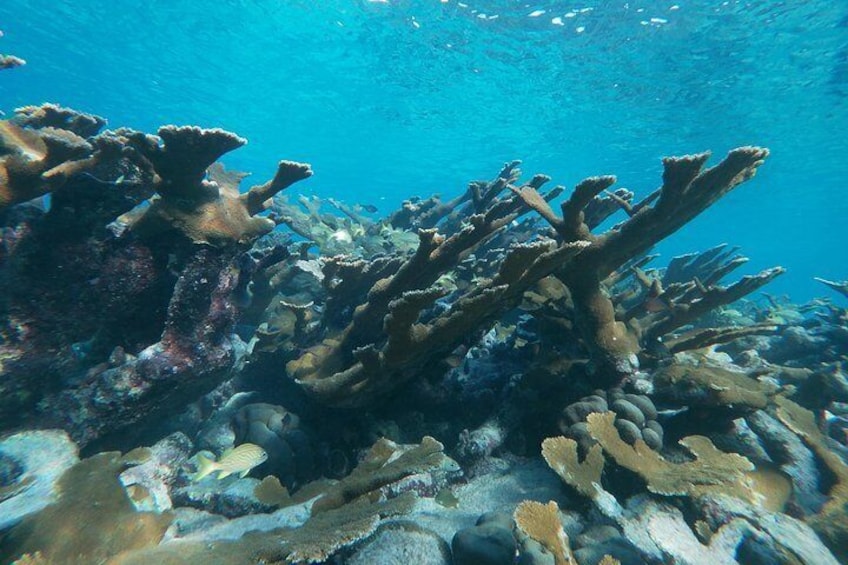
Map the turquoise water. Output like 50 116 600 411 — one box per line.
2 0 846 299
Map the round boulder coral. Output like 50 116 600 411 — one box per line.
559 389 663 451
232 403 316 489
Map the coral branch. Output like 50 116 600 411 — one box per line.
0 54 25 69
644 267 785 344
242 160 313 216
815 277 848 300
510 148 771 383
0 117 103 209
122 129 312 245
586 411 754 498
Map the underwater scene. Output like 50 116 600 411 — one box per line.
1 0 847 563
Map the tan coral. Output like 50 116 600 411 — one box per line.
514 500 575 565
310 435 452 514
774 396 848 561
13 103 107 137
118 126 313 246
0 452 172 564
585 411 753 498
541 436 604 500
651 362 783 411
0 120 99 209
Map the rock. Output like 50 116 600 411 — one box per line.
563 392 663 450
563 397 608 427
171 465 275 518
517 535 556 565
233 403 317 489
348 521 452 565
452 519 517 565
624 394 657 421
641 428 662 450
574 525 620 548
573 537 645 565
614 419 642 445
162 507 228 541
119 432 193 512
0 429 79 530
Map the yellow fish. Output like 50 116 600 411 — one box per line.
192 443 268 481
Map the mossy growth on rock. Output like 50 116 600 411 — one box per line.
310 435 453 514
652 363 783 411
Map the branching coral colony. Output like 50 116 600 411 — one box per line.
3 96 848 564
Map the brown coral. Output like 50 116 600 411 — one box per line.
0 117 102 209
585 411 754 498
513 147 773 383
120 127 313 245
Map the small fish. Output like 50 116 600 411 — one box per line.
192 443 268 481
435 487 459 508
360 204 378 213
330 228 353 244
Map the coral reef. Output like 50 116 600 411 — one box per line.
3 95 847 565
0 433 455 564
288 201 588 405
512 148 776 383
0 107 312 446
539 382 845 563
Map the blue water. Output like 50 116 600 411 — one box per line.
2 0 846 301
